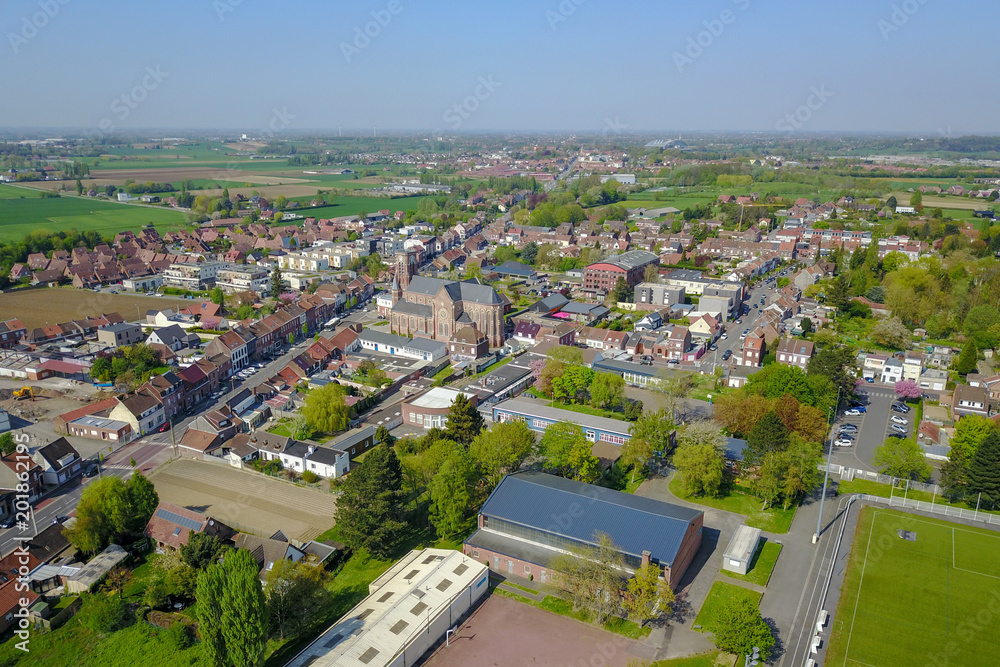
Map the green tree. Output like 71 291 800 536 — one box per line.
520 241 539 265
872 437 931 481
869 316 911 349
550 532 627 624
210 287 225 307
468 419 537 489
744 411 790 468
673 442 725 498
270 265 284 299
539 422 587 476
610 277 633 303
800 317 813 334
196 563 228 667
568 437 601 483
967 432 1000 510
629 408 675 456
334 444 407 558
0 433 15 456
826 275 850 309
949 415 996 462
806 345 857 401
428 449 473 538
79 593 127 634
64 474 158 555
956 339 979 376
711 596 775 661
365 252 386 278
620 436 654 484
220 549 268 667
301 383 349 433
125 473 159 534
265 558 329 640
375 424 393 446
590 372 626 410
622 562 676 626
181 532 224 570
445 393 484 446
552 366 594 403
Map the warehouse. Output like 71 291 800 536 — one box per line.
464 471 703 588
285 549 488 667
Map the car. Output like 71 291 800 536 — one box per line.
743 329 750 335
740 333 747 340
54 515 69 524
864 377 875 383
887 432 907 439
839 424 858 432
837 433 855 440
640 359 652 366
844 408 864 416
721 333 728 339
890 415 908 425
891 403 910 413
0 518 14 529
722 350 733 360
83 465 98 478
834 439 853 447
667 359 679 364
758 309 763 314
158 423 170 432
890 424 907 434
735 318 742 324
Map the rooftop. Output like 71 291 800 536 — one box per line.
492 397 632 436
407 387 472 410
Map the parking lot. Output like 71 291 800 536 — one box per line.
829 387 914 472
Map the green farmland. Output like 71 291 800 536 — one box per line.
0 188 188 242
826 507 1000 666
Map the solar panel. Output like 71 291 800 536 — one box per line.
358 647 380 665
155 508 202 532
436 578 453 592
389 620 409 635
410 601 428 616
453 563 469 576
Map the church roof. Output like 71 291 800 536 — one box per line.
392 301 432 317
406 276 502 306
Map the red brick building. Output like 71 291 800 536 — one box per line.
583 250 659 293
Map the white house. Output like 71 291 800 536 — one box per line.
357 330 447 361
880 357 904 385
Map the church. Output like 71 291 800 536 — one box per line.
388 252 506 347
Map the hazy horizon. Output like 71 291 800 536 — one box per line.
3 0 997 135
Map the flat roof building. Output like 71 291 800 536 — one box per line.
722 525 762 576
402 387 476 430
492 397 632 445
285 548 488 667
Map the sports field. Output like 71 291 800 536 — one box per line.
826 507 1000 666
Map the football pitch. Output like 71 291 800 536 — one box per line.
826 507 1000 666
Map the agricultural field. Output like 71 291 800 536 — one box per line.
891 193 990 211
0 188 188 242
283 194 438 219
0 287 195 329
825 507 1000 666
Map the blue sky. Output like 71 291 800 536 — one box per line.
2 0 996 134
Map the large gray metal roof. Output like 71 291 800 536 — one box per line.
479 471 702 566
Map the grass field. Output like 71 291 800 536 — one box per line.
0 187 187 242
825 508 1000 666
281 194 436 219
721 540 782 587
693 581 762 634
668 477 797 534
0 287 195 329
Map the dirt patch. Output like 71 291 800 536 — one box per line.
88 167 314 185
0 287 196 330
423 595 643 667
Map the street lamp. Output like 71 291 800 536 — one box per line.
745 647 759 667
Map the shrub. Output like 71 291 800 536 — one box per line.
302 470 319 484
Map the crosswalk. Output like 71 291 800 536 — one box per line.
859 390 895 399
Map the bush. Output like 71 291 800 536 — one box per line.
80 593 128 633
162 622 193 650
302 470 319 484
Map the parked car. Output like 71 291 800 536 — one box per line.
891 403 910 414
158 423 170 432
890 415 908 425
834 439 853 447
721 333 728 339
839 423 858 431
722 350 733 360
837 432 855 440
0 519 13 529
710 344 718 351
887 432 907 439
845 408 865 416
890 424 908 434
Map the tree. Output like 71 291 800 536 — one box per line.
468 420 537 489
551 533 627 624
220 549 268 667
673 442 725 498
886 195 898 210
711 596 775 660
744 411 790 468
520 241 539 265
807 346 857 400
644 263 660 283
865 285 886 303
196 563 228 667
872 437 931 481
445 393 483 446
375 424 393 447
80 593 127 634
210 287 225 308
0 433 15 456
552 366 594 404
629 408 675 456
622 562 675 626
125 473 159 533
826 275 850 309
620 437 654 484
334 444 407 558
265 558 329 640
301 383 349 433
949 415 996 462
75 178 84 195
181 532 224 570
64 474 158 555
800 317 813 334
611 277 633 303
894 379 921 400
590 372 626 410
568 437 601 483
677 420 726 451
290 414 313 440
429 449 473 538
956 339 979 376
870 316 911 348
967 432 1000 510
537 358 566 397
365 252 386 278
539 422 587 476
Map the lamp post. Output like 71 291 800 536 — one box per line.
814 386 843 544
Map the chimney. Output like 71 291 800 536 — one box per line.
307 445 315 457
641 550 651 567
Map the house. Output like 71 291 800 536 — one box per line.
31 437 83 486
741 335 764 367
881 357 904 385
583 250 659 293
0 550 41 634
953 384 990 419
464 471 703 588
688 314 721 340
578 326 628 351
775 338 814 370
144 502 236 551
109 392 166 437
140 371 185 420
449 326 489 362
357 330 447 362
146 324 199 351
233 533 306 581
402 387 477 429
96 322 143 348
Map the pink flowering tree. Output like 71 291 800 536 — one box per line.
894 379 921 400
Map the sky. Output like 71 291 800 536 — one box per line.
2 0 997 135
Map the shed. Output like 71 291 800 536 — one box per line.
66 544 128 593
722 525 762 575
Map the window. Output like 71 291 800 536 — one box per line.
599 433 626 445
472 549 480 558
524 564 532 574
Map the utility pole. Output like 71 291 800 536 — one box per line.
169 415 177 459
814 386 843 544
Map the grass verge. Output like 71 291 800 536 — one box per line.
693 581 762 634
669 477 796 534
720 541 782 587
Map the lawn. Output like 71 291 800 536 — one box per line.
278 194 436 219
825 507 1000 666
837 478 1000 517
721 541 782 587
669 477 797 534
0 190 188 242
693 581 762 634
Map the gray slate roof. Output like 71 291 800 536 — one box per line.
406 275 502 305
479 471 702 566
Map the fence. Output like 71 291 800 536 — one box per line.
820 463 943 496
858 494 1000 526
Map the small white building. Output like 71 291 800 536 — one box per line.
358 330 447 362
722 525 762 576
